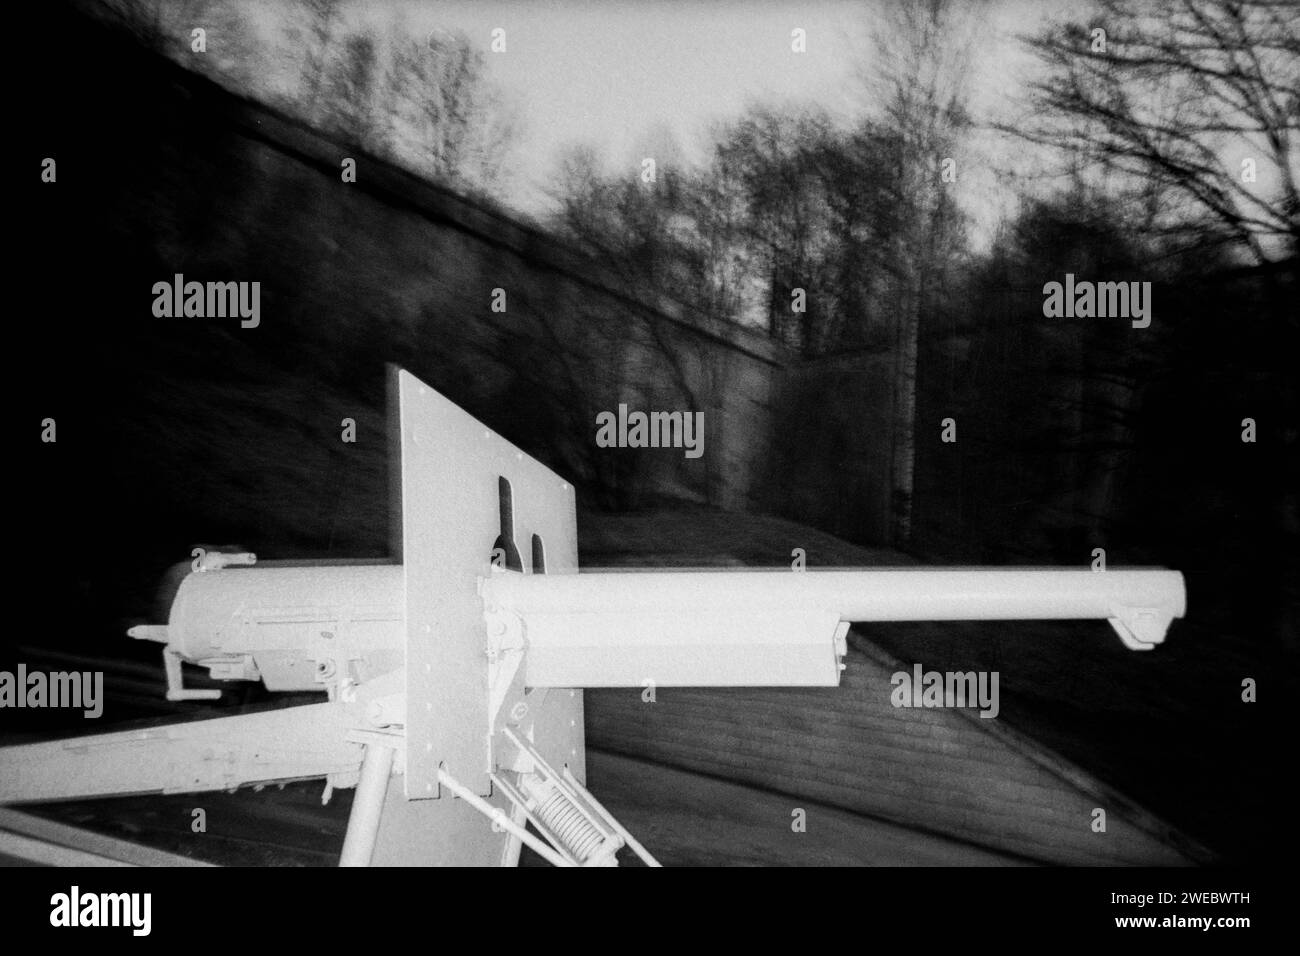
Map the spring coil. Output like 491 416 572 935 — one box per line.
534 787 606 862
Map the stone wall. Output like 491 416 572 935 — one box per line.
25 7 897 629
121 39 788 515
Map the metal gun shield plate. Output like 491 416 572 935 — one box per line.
397 369 583 805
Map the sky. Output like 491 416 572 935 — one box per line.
128 0 1134 253
319 0 1071 233
152 0 1295 259
410 1 874 171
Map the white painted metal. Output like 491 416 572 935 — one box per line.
561 766 661 867
485 567 1187 679
162 647 222 701
500 804 528 867
434 767 573 867
0 700 365 803
0 832 133 867
156 564 405 692
486 568 1185 622
397 370 583 802
339 743 396 867
518 607 844 686
491 727 624 866
110 562 1185 706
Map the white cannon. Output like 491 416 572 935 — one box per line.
0 368 1186 866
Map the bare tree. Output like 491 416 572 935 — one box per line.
383 25 518 191
322 29 386 151
864 0 977 546
297 0 344 124
1017 0 1300 266
98 0 265 90
712 108 841 350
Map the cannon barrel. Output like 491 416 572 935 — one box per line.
482 567 1187 686
484 567 1186 622
135 565 1185 694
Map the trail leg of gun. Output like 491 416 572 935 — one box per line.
0 702 363 804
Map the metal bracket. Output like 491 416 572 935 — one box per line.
1108 607 1172 651
194 551 257 571
162 647 221 701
